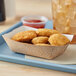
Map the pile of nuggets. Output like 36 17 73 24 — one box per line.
12 29 70 46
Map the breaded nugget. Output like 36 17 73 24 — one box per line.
48 34 70 46
35 44 50 46
36 29 60 37
32 37 48 44
12 30 37 42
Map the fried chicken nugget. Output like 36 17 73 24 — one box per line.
32 37 48 44
48 34 70 46
36 29 60 37
12 30 37 42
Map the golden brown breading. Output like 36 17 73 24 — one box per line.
12 30 37 42
32 37 48 44
48 34 70 46
35 44 50 46
36 29 60 37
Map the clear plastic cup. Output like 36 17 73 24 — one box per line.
52 0 76 34
21 16 48 28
